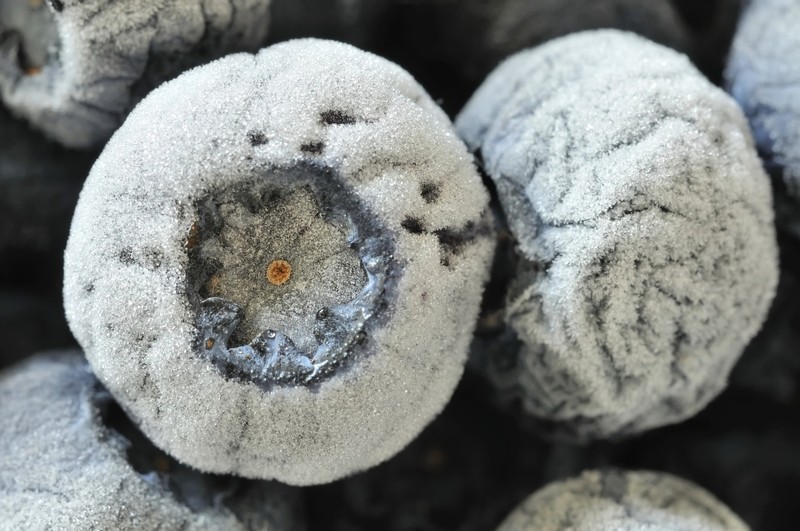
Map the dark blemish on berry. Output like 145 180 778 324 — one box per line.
144 249 163 270
320 110 356 125
50 0 64 12
301 142 325 155
420 182 441 204
247 131 268 146
401 216 425 234
85 283 95 294
119 247 135 265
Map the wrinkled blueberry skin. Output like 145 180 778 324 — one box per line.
726 0 800 199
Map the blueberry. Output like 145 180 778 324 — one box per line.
725 0 800 200
457 30 778 441
0 353 304 530
498 470 748 530
0 0 271 148
64 39 495 485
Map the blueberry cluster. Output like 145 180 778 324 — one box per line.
2 1 799 529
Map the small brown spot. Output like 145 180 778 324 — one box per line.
153 456 170 472
24 66 42 76
205 274 222 296
266 259 292 285
205 338 215 349
185 221 201 250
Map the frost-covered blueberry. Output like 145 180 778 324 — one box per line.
497 470 748 531
63 39 494 484
0 0 271 149
0 353 304 530
725 0 800 199
457 30 778 441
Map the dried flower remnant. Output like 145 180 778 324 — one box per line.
497 470 749 531
0 0 272 149
64 39 495 485
458 30 778 441
266 259 292 286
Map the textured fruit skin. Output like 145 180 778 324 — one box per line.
497 470 749 531
458 30 778 441
0 353 304 530
725 0 800 199
64 39 495 485
0 0 271 148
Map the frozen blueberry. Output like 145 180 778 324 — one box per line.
0 0 271 149
63 39 495 485
457 30 778 441
0 353 304 530
497 470 748 530
725 0 800 199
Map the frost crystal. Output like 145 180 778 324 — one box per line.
458 30 778 441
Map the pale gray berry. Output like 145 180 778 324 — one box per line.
458 30 778 441
64 39 494 484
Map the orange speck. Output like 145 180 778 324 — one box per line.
205 274 221 296
153 456 170 472
205 338 215 350
184 221 201 250
266 259 292 285
24 66 42 77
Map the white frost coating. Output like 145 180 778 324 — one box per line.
457 30 778 440
497 470 749 531
0 353 303 530
725 0 800 198
0 0 271 149
64 39 494 485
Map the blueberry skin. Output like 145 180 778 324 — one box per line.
0 0 271 149
457 30 778 441
498 470 749 531
64 39 495 485
725 0 800 199
0 353 304 530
